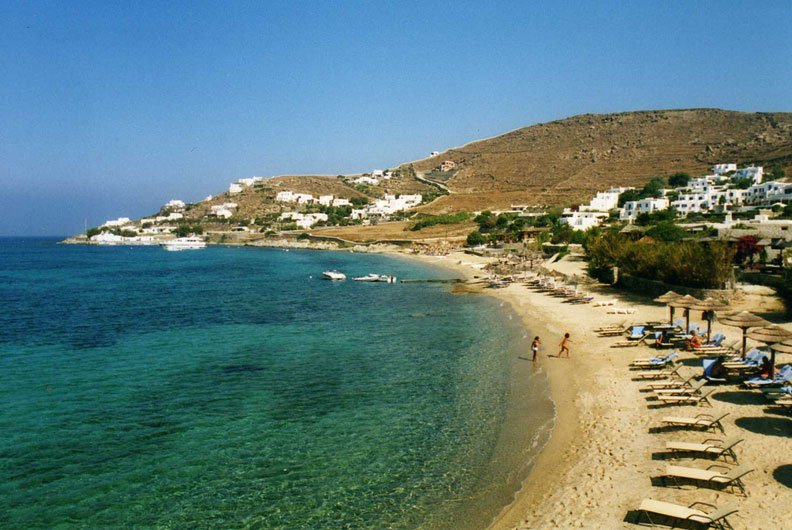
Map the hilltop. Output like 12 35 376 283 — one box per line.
407 109 792 212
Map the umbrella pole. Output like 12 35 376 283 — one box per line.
770 348 776 377
706 317 712 343
685 309 690 334
669 306 674 326
742 329 747 358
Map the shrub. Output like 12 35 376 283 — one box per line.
410 212 471 231
466 230 486 246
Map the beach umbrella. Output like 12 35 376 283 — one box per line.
689 297 730 342
654 291 682 325
748 325 792 374
668 294 702 333
719 311 771 357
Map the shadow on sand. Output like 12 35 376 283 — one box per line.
773 464 792 489
734 416 792 437
711 391 768 406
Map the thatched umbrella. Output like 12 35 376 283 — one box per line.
748 325 792 374
689 297 730 342
654 291 682 325
719 311 771 357
668 294 702 333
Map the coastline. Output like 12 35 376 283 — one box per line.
404 250 792 530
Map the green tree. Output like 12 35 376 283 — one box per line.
771 165 786 180
668 172 690 188
466 230 486 246
645 221 687 242
86 227 102 238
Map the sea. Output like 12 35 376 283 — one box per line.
0 238 553 529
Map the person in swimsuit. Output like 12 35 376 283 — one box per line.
559 333 571 358
531 336 541 362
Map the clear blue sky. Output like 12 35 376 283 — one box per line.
2 1 790 235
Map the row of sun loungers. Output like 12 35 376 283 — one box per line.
626 345 748 528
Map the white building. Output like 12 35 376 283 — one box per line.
332 198 350 207
620 197 670 220
371 170 384 179
440 160 456 172
102 217 132 227
579 190 621 212
733 166 763 184
229 183 244 194
745 181 792 205
353 176 379 186
712 163 737 175
560 210 608 230
165 199 186 210
317 195 334 206
430 151 440 156
275 191 295 202
155 212 184 222
211 202 238 219
294 193 314 204
279 212 328 229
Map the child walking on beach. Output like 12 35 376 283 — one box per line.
558 333 571 358
531 336 541 362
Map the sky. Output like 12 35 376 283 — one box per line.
1 1 791 236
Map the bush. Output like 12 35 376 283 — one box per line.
466 230 486 246
86 227 102 238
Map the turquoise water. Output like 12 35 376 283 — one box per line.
0 239 549 529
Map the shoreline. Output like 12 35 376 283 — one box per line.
407 250 791 530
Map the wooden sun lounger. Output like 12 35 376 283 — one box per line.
635 499 738 529
642 373 695 391
656 388 715 407
660 412 728 432
652 379 707 396
633 364 682 380
612 333 651 348
607 307 637 314
662 463 753 496
664 436 743 463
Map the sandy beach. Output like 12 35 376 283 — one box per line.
406 250 792 530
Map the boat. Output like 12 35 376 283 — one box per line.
322 270 346 280
352 273 397 283
160 237 207 251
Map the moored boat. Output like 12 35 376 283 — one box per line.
160 237 207 251
322 270 346 280
353 273 397 283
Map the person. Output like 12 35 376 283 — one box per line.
531 336 541 362
759 355 772 379
558 333 571 358
686 330 702 350
655 330 669 347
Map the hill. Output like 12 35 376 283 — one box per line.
406 109 792 213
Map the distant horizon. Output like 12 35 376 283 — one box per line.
3 1 790 236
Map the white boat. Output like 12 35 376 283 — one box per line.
322 270 346 280
352 273 397 283
160 237 207 251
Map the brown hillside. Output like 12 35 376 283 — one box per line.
407 109 792 213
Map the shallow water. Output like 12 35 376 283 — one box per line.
0 239 551 529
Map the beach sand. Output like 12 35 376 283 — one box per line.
406 250 792 530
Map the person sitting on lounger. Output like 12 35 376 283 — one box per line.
655 330 669 347
759 356 772 379
686 330 702 350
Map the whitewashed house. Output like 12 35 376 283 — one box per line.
229 183 243 195
621 197 670 220
332 198 350 207
165 199 186 210
440 160 456 171
353 176 379 186
712 163 737 175
371 170 384 179
560 210 608 230
294 193 314 204
102 217 132 227
579 191 621 212
745 181 792 205
276 191 295 202
156 212 184 222
317 195 334 206
733 166 764 184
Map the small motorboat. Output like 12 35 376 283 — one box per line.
322 270 346 280
160 237 207 251
353 274 397 283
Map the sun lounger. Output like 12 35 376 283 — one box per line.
761 386 792 400
642 373 695 391
662 463 753 495
630 352 679 368
652 379 707 396
664 436 743 463
660 412 728 432
592 299 617 307
612 333 652 348
769 396 792 409
633 364 683 380
607 307 636 314
635 499 738 529
743 365 792 388
656 388 715 407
